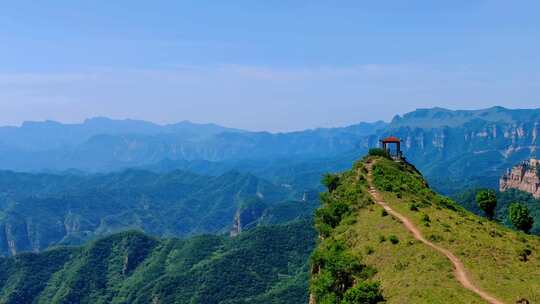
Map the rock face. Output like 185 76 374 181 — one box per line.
229 199 267 237
366 107 540 194
500 159 540 198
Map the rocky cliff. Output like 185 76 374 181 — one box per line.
365 107 540 194
500 159 540 198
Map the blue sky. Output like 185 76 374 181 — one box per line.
1 1 539 131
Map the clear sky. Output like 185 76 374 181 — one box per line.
1 0 539 131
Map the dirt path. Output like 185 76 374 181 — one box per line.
365 161 505 304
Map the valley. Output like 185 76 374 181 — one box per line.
0 107 539 303
3 3 540 303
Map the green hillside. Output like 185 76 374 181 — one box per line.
0 219 315 304
311 155 540 303
0 169 317 256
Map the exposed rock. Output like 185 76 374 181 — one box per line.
500 159 540 198
229 199 266 237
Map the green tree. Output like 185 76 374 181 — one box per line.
342 282 384 304
509 202 534 233
322 173 341 193
476 190 497 220
368 148 390 158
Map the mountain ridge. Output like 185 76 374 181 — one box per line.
0 220 315 304
310 155 540 303
0 168 314 256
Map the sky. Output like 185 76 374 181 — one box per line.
1 0 539 131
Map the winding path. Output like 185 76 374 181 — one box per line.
365 161 504 304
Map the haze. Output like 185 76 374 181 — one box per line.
1 1 539 131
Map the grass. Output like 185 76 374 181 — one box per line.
312 155 540 303
332 202 483 303
370 157 540 303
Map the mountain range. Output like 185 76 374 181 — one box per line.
0 168 316 256
0 220 315 304
2 107 539 196
0 118 386 172
1 106 540 303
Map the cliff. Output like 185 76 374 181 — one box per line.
365 107 540 194
500 159 540 198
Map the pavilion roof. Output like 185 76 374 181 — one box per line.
381 136 401 143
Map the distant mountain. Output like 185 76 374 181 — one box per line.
0 169 315 256
390 106 540 128
371 106 540 194
0 117 244 152
0 220 315 304
0 119 386 172
4 107 540 196
142 151 362 192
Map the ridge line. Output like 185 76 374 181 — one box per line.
365 160 505 304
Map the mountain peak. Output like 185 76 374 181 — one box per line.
390 106 540 128
311 155 540 303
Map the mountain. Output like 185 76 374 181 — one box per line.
390 106 540 128
310 154 540 303
130 107 540 197
2 107 540 197
142 151 362 192
0 220 316 304
371 106 540 194
0 118 244 152
0 169 316 256
0 119 386 172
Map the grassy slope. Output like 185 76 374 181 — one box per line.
372 157 540 303
312 156 540 303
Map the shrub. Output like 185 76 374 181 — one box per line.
388 235 399 244
365 246 375 255
368 148 390 158
409 203 419 211
322 173 341 193
341 282 384 304
508 202 534 234
517 247 533 262
381 209 388 217
310 240 368 302
437 196 458 211
378 236 386 243
421 213 431 227
314 197 352 235
428 234 443 242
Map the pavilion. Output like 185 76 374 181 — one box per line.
380 136 403 160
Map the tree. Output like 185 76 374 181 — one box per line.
509 202 534 233
342 282 384 304
368 148 390 158
322 173 341 193
476 190 497 220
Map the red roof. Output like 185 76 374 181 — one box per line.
381 136 400 143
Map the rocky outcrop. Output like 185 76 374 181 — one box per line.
500 159 540 198
229 199 266 237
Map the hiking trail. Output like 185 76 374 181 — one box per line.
365 161 504 304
